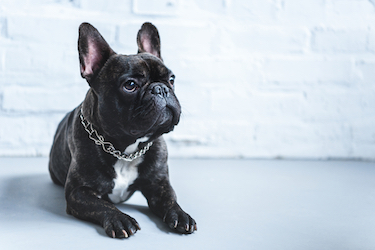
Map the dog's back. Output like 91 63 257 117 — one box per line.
49 109 76 186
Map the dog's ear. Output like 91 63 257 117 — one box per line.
137 22 162 60
78 23 115 84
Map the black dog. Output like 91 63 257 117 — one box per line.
49 22 196 238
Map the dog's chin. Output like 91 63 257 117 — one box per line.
129 108 179 139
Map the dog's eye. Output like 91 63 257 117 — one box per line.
169 75 175 86
122 81 138 93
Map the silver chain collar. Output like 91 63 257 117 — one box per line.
79 108 153 162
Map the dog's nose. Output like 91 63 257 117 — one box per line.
152 84 169 97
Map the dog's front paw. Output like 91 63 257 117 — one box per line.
103 212 141 238
163 205 197 234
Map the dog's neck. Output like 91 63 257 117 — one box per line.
79 106 152 161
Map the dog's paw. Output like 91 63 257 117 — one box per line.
103 212 141 238
163 205 197 234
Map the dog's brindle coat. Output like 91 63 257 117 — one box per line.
48 22 196 238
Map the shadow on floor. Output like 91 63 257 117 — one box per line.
0 173 172 236
0 174 67 220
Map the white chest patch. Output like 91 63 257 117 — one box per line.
108 137 149 204
108 158 141 204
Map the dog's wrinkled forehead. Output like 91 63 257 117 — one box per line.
118 53 170 82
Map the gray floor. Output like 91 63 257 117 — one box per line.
0 158 375 250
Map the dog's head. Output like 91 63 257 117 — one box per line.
78 22 181 143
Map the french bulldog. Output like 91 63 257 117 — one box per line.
48 22 196 238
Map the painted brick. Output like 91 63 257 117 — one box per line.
224 25 309 54
206 88 307 126
7 16 78 44
78 0 132 13
263 57 353 83
312 28 368 53
351 119 375 159
193 0 228 15
166 119 257 158
326 0 375 28
0 114 63 156
132 0 179 16
157 22 215 57
170 57 263 85
0 49 4 72
117 23 142 53
352 120 375 145
174 84 211 119
302 90 375 122
279 0 327 27
0 0 375 159
355 60 375 88
253 121 353 159
4 44 68 71
2 44 81 87
226 0 280 22
368 28 375 53
0 18 7 38
2 85 88 112
352 144 375 160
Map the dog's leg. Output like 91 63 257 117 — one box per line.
141 177 197 234
65 186 140 238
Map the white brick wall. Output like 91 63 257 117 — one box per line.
0 0 375 160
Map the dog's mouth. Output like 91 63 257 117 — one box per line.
129 104 180 137
160 105 180 126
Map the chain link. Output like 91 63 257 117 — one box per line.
79 108 153 162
